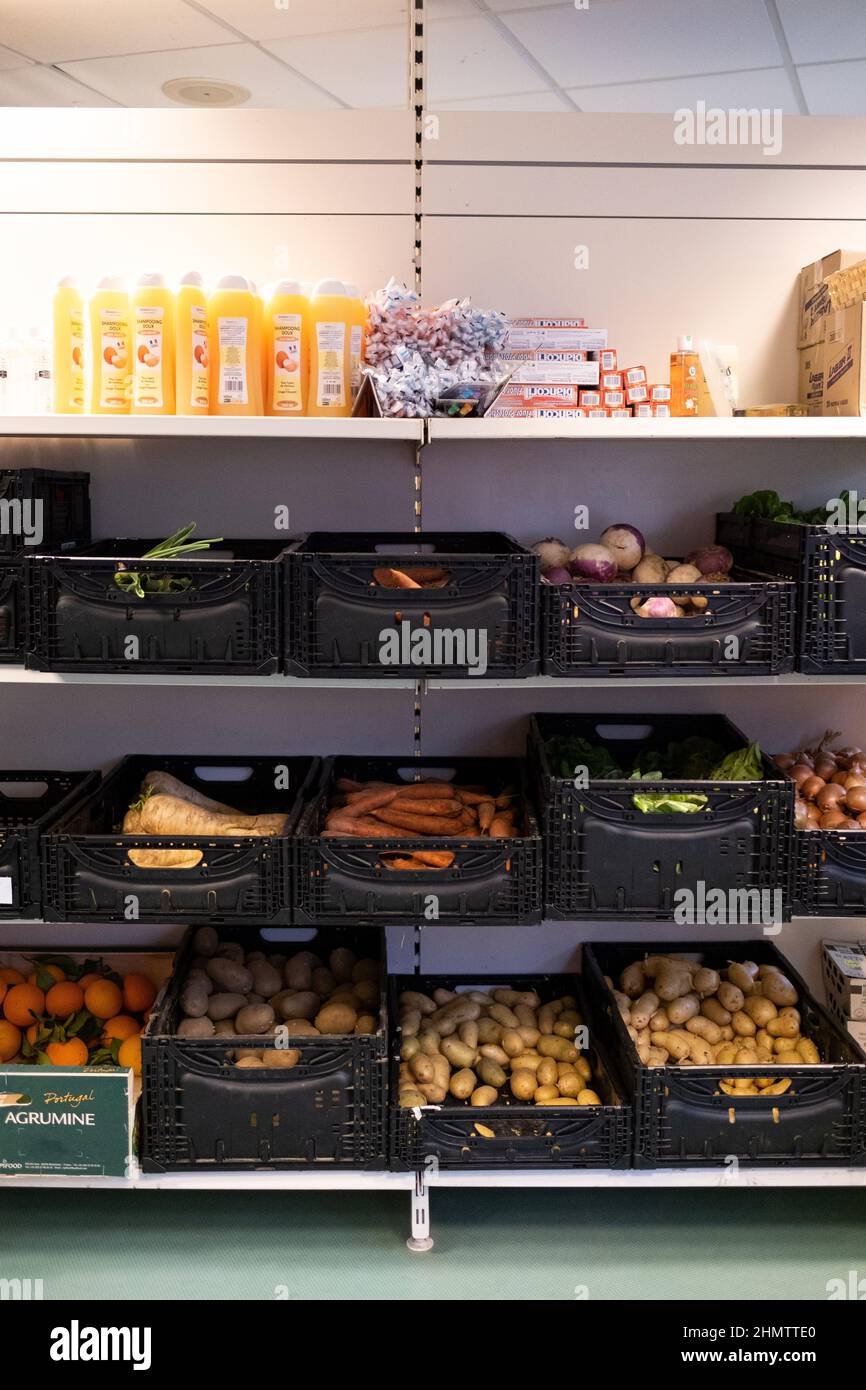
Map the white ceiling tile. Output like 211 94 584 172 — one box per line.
425 1 477 16
197 0 408 40
0 64 116 105
0 0 232 63
567 67 799 116
428 15 549 101
777 0 866 64
434 88 571 110
58 43 340 108
263 27 407 107
798 60 866 116
0 44 30 71
499 0 782 88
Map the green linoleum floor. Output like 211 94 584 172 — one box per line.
1 1188 864 1300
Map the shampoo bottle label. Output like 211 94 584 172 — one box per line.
99 309 130 410
218 315 248 405
190 305 209 410
349 324 362 396
133 306 165 409
316 321 346 408
70 308 85 408
272 313 303 412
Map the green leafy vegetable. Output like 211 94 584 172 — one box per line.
731 489 854 527
709 741 763 782
114 524 223 599
632 792 708 814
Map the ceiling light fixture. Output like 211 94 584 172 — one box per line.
161 77 251 107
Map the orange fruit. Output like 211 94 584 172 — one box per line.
4 983 45 1028
28 964 65 986
45 981 85 1018
84 979 122 1020
118 1035 142 1076
46 1038 89 1067
0 1020 21 1062
0 967 24 987
78 972 104 991
102 1015 139 1043
122 974 156 1015
0 981 6 1008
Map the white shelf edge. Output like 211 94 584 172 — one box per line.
427 416 866 442
2 1166 863 1190
0 668 416 689
0 415 423 442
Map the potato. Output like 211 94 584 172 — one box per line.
401 1036 419 1061
577 1089 602 1106
312 967 336 997
193 926 219 958
701 998 731 1026
501 1029 525 1058
767 1010 799 1039
468 991 493 1006
630 991 660 1030
762 971 798 1007
287 1019 319 1036
278 991 320 1022
399 1088 427 1109
692 967 720 996
534 1084 560 1104
510 1053 541 1073
727 962 758 995
207 992 247 1022
557 1070 582 1097
329 947 356 984
260 1048 300 1069
249 962 282 999
185 968 214 996
477 1018 503 1045
620 961 646 998
731 1010 756 1038
649 1009 670 1032
352 959 379 984
449 1068 477 1100
477 1058 507 1089
354 1015 377 1036
418 1083 447 1104
654 962 695 1002
315 1002 358 1034
216 942 245 963
666 993 700 1026
510 1070 537 1101
235 1003 276 1035
687 1038 714 1065
434 988 457 1006
234 1055 265 1069
536 1057 558 1087
410 1054 436 1084
401 1008 421 1039
441 1037 476 1069
553 1020 576 1039
715 1043 738 1064
575 1056 592 1082
488 1003 520 1029
213 1019 236 1036
206 958 254 994
743 995 777 1026
538 1036 577 1062
180 984 209 1018
419 1030 441 1056
518 1026 541 1048
686 1016 722 1045
178 1016 215 1039
717 982 745 1014
774 1051 802 1066
399 990 436 1016
458 1021 479 1050
470 1085 498 1107
651 1029 690 1061
479 1044 509 1066
797 1038 820 1064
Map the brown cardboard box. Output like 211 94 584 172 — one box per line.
798 340 825 415
823 303 866 416
798 249 866 349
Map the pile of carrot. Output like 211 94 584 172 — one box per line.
323 776 521 868
372 565 451 590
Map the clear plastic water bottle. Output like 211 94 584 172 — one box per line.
28 325 52 414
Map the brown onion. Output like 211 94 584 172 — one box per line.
845 786 866 814
813 755 838 781
805 802 822 825
790 763 815 789
801 775 826 801
793 799 810 829
774 753 795 771
820 809 848 829
832 770 849 787
817 783 846 810
858 812 866 828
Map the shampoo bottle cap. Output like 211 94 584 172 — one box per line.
273 280 302 296
216 274 250 291
136 272 165 287
56 275 79 290
96 276 126 292
179 270 204 288
677 334 695 352
312 278 347 298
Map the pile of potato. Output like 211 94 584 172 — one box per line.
609 953 819 1096
397 984 603 1109
176 927 380 1068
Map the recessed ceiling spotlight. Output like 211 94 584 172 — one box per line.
161 77 251 107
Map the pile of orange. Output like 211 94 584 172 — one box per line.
0 960 158 1076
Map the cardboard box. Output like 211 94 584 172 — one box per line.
823 303 866 416
798 341 826 415
822 940 866 1021
506 360 599 386
798 250 866 349
494 384 580 409
505 325 608 352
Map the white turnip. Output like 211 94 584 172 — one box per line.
637 597 680 618
599 524 645 571
532 538 571 573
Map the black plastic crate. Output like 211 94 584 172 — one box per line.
0 559 22 661
542 566 795 677
142 925 387 1171
26 538 290 675
717 511 866 673
0 770 99 919
43 754 318 924
0 469 90 558
584 940 866 1167
295 755 543 926
794 826 866 916
389 971 632 1170
286 531 539 678
530 712 793 921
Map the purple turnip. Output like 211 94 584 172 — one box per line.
685 545 733 576
542 565 572 585
599 524 645 572
531 538 571 574
637 597 680 618
569 543 618 582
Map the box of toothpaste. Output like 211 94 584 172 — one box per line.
622 365 647 386
505 319 608 352
598 348 618 372
626 384 649 404
505 360 600 386
494 384 581 409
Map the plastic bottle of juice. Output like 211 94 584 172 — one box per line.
175 270 210 416
670 333 700 416
265 280 310 416
308 278 353 417
209 274 263 416
130 273 175 415
345 282 368 401
90 276 130 414
52 278 85 414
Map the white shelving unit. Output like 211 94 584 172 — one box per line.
0 415 422 442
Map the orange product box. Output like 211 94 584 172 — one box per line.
586 407 609 418
579 389 602 407
649 383 672 402
653 402 671 417
495 383 581 407
609 407 632 418
601 370 623 391
623 365 647 386
598 349 618 372
603 389 625 408
633 402 654 417
626 384 649 404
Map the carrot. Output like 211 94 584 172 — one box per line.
339 789 401 817
408 850 456 868
373 567 421 590
388 782 455 800
138 794 287 839
371 807 465 835
381 856 428 870
402 566 449 584
478 801 496 832
488 814 517 837
336 777 366 792
387 797 462 818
